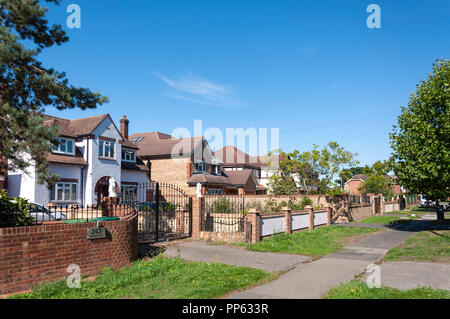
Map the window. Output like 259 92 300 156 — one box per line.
50 183 77 201
52 138 74 155
195 161 206 172
132 137 144 142
208 188 222 195
99 140 115 159
212 165 221 175
121 185 137 202
121 148 136 162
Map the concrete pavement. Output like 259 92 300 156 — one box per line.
164 241 308 273
229 228 416 299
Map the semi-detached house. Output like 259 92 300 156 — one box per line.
7 114 150 207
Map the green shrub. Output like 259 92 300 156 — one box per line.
212 197 233 213
0 190 35 227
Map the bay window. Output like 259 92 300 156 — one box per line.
50 183 77 201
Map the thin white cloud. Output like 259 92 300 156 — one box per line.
153 71 244 108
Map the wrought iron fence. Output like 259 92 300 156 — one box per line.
202 195 245 233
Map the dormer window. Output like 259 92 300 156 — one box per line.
212 165 221 175
194 161 206 172
52 138 75 155
121 148 136 162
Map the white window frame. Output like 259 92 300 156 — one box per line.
50 183 77 202
195 161 206 172
121 148 136 162
213 165 221 175
51 138 75 155
99 139 115 159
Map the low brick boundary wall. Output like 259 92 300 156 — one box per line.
0 213 138 295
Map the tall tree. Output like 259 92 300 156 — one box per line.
0 0 108 184
390 59 449 220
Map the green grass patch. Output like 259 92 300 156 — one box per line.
358 215 417 224
384 230 450 263
322 280 450 299
244 226 380 256
9 256 272 299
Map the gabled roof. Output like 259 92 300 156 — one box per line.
42 113 139 149
345 174 369 184
224 170 255 187
214 145 266 168
129 131 204 158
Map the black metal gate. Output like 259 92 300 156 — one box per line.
121 182 192 243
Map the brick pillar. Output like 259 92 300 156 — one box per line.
247 208 261 243
191 197 203 239
282 206 292 234
379 194 385 216
308 207 314 230
370 194 376 215
326 206 331 226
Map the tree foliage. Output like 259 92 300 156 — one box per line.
390 59 450 201
0 0 108 184
267 142 358 196
358 174 394 197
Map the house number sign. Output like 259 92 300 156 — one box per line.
87 227 106 240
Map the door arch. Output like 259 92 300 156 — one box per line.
94 176 119 204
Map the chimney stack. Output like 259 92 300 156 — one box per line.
120 115 129 139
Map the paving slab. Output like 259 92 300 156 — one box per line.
163 241 308 273
362 261 450 290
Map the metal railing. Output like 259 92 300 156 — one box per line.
202 195 245 233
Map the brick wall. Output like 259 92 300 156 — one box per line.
0 213 138 295
147 157 195 195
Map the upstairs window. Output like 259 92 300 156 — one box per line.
121 148 136 162
212 165 221 175
99 140 115 159
195 161 206 172
52 138 74 155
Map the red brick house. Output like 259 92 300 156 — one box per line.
344 174 369 195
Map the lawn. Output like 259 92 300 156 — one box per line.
358 215 417 224
322 280 450 299
244 226 380 256
9 256 273 299
384 230 450 263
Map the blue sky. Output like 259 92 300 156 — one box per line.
42 0 450 166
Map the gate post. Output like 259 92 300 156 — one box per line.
247 208 261 243
191 196 203 239
155 182 159 242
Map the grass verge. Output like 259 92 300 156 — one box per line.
9 256 273 299
358 215 417 224
244 226 380 256
322 280 450 299
384 230 450 263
